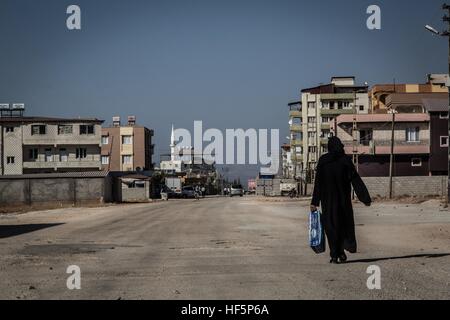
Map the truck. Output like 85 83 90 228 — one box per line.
165 177 182 196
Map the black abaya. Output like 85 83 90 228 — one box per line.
311 138 371 258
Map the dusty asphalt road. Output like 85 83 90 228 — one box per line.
0 196 449 300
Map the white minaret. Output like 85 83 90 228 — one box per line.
170 124 176 161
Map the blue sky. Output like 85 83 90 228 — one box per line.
0 0 448 180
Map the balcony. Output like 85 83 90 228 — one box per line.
320 138 328 145
289 110 302 118
291 139 303 147
23 160 101 170
320 93 355 100
291 154 303 162
321 123 331 130
341 140 430 155
290 124 302 132
320 108 355 115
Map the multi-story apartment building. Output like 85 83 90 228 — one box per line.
333 92 448 177
0 107 103 175
288 77 369 179
101 116 154 172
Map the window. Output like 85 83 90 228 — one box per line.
406 127 420 142
31 125 46 135
45 149 53 162
80 125 94 135
58 125 73 135
291 132 301 141
308 146 317 153
101 136 109 145
411 158 422 167
101 156 110 165
76 148 87 159
122 135 132 145
122 155 132 164
59 148 68 162
6 156 14 164
308 102 316 109
133 181 145 188
5 126 14 133
343 101 350 108
292 117 301 125
359 105 365 111
28 148 38 161
308 117 316 123
337 101 343 109
439 112 449 119
440 136 449 147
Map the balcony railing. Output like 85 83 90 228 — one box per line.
321 123 331 130
289 110 302 118
290 124 302 132
341 140 430 155
320 108 355 115
291 139 303 147
23 160 101 169
320 93 355 100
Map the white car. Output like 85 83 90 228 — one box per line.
230 185 244 197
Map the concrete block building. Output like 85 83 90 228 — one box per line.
0 107 104 175
101 116 154 172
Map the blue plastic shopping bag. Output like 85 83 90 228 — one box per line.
309 210 325 254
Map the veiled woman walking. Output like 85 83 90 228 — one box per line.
310 137 372 264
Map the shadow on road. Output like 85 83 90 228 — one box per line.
347 253 450 264
0 223 64 239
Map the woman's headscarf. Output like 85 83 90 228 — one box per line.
327 136 345 158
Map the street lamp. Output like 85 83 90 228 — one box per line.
425 24 441 35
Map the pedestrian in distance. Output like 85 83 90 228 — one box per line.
310 136 372 264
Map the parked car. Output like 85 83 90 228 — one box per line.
181 186 196 198
230 184 244 197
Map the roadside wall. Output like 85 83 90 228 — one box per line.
362 176 447 198
0 177 112 206
255 176 447 198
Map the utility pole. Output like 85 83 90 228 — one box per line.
388 108 396 199
425 3 450 204
445 4 450 204
388 79 397 199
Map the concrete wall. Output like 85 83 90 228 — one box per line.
120 186 149 202
114 178 150 202
0 177 112 206
362 176 447 198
